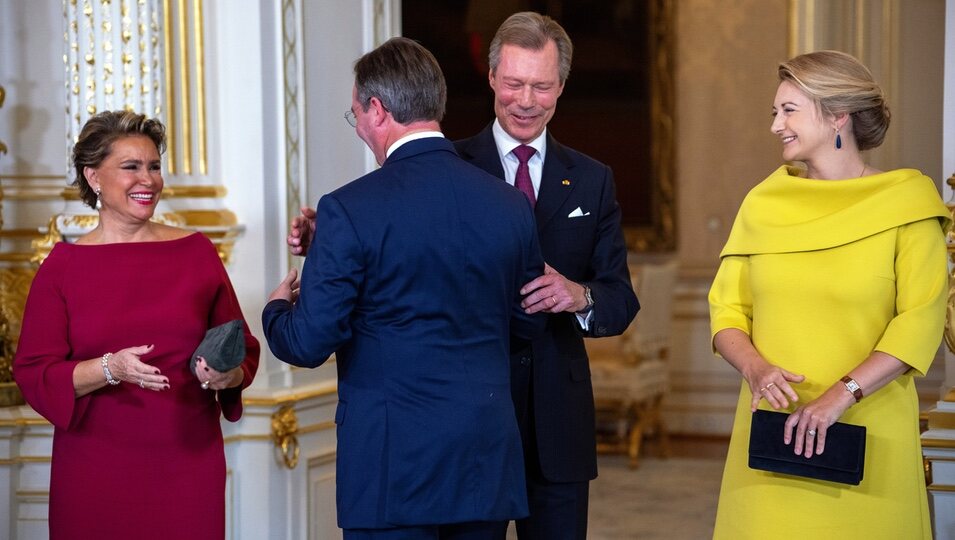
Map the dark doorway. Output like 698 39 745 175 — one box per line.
402 0 658 239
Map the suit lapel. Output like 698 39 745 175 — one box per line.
535 133 576 230
458 124 506 179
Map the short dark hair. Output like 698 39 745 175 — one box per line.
489 12 573 84
354 37 446 124
72 111 166 209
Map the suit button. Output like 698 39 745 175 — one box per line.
597 326 608 336
520 356 531 366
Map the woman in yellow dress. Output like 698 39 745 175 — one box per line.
709 50 949 539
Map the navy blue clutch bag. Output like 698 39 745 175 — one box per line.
748 409 866 485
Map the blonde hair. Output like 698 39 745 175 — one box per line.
778 50 890 151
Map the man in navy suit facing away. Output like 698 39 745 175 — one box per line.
262 37 546 539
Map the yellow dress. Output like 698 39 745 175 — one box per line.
709 166 950 539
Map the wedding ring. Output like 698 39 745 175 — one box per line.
551 296 557 307
201 380 210 390
766 382 776 389
808 429 816 436
139 379 144 389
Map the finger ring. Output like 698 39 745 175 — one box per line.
201 380 210 390
759 387 767 393
551 296 557 306
766 382 776 389
808 429 816 436
139 379 145 389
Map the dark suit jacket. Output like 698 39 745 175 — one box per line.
455 124 639 483
262 137 546 529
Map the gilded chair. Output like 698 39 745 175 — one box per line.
588 260 679 468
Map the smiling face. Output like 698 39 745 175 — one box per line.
489 41 565 144
770 80 835 164
84 135 163 224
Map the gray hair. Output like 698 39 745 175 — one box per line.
354 37 446 124
488 12 573 83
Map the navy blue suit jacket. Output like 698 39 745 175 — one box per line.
262 137 546 529
455 125 639 483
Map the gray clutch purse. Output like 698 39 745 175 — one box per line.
190 319 246 375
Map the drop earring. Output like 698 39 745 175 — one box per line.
95 188 102 210
835 129 842 150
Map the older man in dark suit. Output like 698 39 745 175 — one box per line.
453 12 639 540
264 37 546 539
286 14 638 539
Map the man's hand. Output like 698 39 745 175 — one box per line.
287 207 317 256
268 268 300 303
520 263 588 314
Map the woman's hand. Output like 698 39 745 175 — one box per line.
783 383 855 458
194 357 244 391
745 362 805 412
108 344 169 391
713 329 806 412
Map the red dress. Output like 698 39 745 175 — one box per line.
13 233 260 539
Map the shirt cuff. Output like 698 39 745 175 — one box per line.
575 309 594 331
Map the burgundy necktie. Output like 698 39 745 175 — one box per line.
512 144 537 208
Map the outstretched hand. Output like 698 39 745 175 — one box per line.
268 268 300 303
287 207 316 256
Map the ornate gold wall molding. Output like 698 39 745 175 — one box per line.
281 0 304 272
0 84 6 156
64 0 164 137
627 0 677 252
271 405 300 469
162 0 209 176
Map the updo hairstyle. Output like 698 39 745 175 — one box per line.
778 50 890 151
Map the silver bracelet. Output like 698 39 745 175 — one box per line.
101 352 121 385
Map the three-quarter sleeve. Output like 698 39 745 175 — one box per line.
708 254 754 352
13 250 92 429
206 247 260 422
875 218 948 375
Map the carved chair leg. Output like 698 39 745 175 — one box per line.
651 395 671 459
627 401 652 469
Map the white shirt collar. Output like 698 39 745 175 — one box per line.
492 119 547 162
386 131 444 159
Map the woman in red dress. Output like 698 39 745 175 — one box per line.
13 111 260 539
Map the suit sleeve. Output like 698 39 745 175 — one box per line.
204 244 261 422
581 166 639 337
262 194 363 366
511 203 548 340
875 218 948 375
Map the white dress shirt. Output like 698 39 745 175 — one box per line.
490 120 593 329
492 120 546 197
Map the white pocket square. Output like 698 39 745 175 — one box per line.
568 207 590 218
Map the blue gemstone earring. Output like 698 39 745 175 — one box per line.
835 130 842 150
